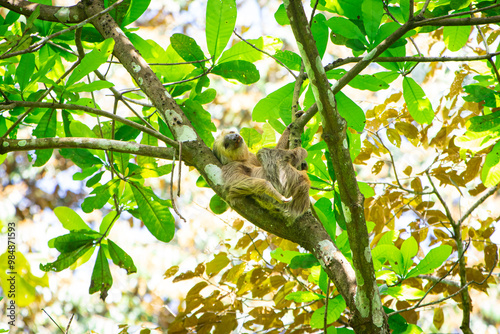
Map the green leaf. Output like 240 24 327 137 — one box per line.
120 0 151 27
407 245 452 278
318 0 362 20
108 240 137 274
358 182 375 198
39 243 94 272
239 127 262 150
89 247 113 300
450 0 472 11
270 248 301 264
336 92 366 132
385 285 425 301
54 206 91 231
81 183 113 213
253 82 295 122
212 60 260 84
181 99 216 147
468 111 500 132
171 33 206 68
131 182 175 243
209 194 229 214
403 77 434 124
362 0 384 42
16 53 35 92
372 244 401 271
66 38 115 86
33 109 57 138
311 14 328 58
285 291 324 303
219 36 283 64
206 0 237 61
327 69 389 91
443 25 471 52
314 197 336 240
274 4 289 25
206 252 230 276
86 171 104 187
401 237 418 276
53 231 100 252
481 141 500 186
463 84 500 108
290 254 319 269
59 148 103 169
310 295 346 328
273 50 302 71
326 17 365 42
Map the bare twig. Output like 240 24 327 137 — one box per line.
170 144 186 222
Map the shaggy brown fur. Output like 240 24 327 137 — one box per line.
213 128 310 217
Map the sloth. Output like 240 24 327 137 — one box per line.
213 128 310 217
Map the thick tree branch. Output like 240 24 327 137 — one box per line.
0 0 86 23
0 101 175 148
285 1 387 333
0 137 175 159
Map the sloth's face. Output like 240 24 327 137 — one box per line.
223 131 243 150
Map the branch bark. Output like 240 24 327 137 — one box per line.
0 137 175 159
285 1 388 333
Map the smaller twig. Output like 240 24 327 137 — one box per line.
417 274 459 287
419 0 432 15
177 141 182 197
311 186 334 192
42 309 65 334
417 3 500 24
233 30 297 79
324 277 331 333
65 314 75 334
409 0 414 19
170 145 186 222
457 184 499 226
426 170 456 226
310 0 319 26
107 58 211 66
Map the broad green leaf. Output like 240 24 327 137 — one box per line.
468 112 500 132
326 17 365 42
130 182 175 243
358 182 375 198
66 38 115 86
454 130 500 153
273 50 302 71
372 244 400 271
314 197 336 240
40 243 94 272
54 206 91 231
209 194 229 214
336 92 366 132
206 252 230 276
285 291 324 303
327 69 389 91
181 99 216 147
403 77 434 124
274 4 289 25
16 53 35 92
211 60 260 84
59 148 103 169
86 171 104 187
450 0 472 11
385 285 425 301
33 109 57 138
206 0 237 61
53 231 100 252
318 0 362 20
481 141 500 186
270 248 302 264
219 36 283 64
171 33 206 68
89 247 113 300
310 295 346 328
108 240 137 274
443 25 471 52
311 14 328 58
290 254 319 269
362 0 384 42
193 88 216 104
120 0 151 27
81 182 113 213
407 245 452 278
463 84 500 108
401 236 418 276
240 127 262 149
253 82 295 122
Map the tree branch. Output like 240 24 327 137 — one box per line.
0 0 86 23
0 137 175 160
0 101 175 148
